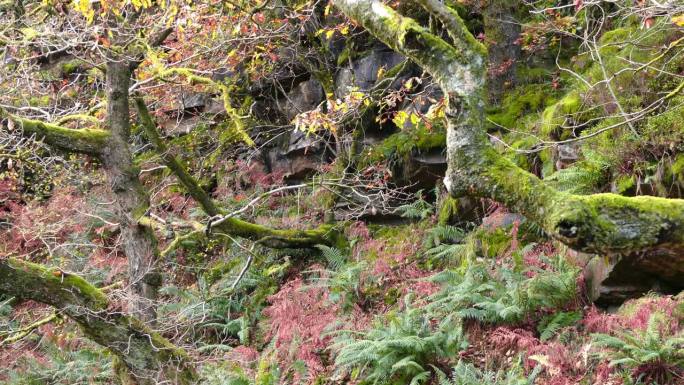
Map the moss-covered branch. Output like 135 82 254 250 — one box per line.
135 98 219 215
149 67 253 145
135 98 344 249
457 143 684 258
1 108 110 155
0 312 59 346
335 0 684 273
0 257 197 385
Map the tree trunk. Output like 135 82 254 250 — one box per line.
483 0 521 103
102 61 160 322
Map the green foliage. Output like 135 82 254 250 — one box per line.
427 256 579 324
545 150 611 194
423 224 469 266
487 84 557 129
332 296 467 385
201 355 282 385
308 246 368 311
423 225 465 248
396 191 434 220
592 314 684 384
537 311 582 341
358 121 446 168
435 360 540 385
159 247 284 347
316 245 347 271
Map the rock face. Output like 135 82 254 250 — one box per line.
335 49 407 97
553 142 581 170
267 129 330 184
277 79 325 121
158 94 226 136
582 252 684 306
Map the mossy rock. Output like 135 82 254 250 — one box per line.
613 174 636 195
487 83 557 130
539 89 583 138
359 121 446 167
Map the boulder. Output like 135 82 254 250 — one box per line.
285 129 323 156
554 142 581 170
276 79 325 121
181 92 209 112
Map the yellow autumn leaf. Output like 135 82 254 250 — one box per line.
410 113 420 127
673 14 684 27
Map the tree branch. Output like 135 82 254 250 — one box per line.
1 108 110 155
129 27 174 71
0 312 59 346
0 257 197 385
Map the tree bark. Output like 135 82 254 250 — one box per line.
483 0 521 103
102 61 161 322
0 257 197 385
333 0 684 271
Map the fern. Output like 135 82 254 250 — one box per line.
306 246 368 311
424 225 465 248
546 150 611 194
592 313 684 385
316 245 347 271
396 191 434 220
332 296 467 385
6 342 112 385
201 354 282 385
537 311 582 341
427 255 579 325
435 359 540 385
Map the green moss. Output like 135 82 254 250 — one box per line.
358 122 446 167
60 59 84 76
474 227 513 258
28 95 51 107
599 27 631 45
673 155 684 180
1 111 110 155
503 137 538 171
614 174 636 195
437 197 459 225
539 89 582 138
1 258 109 311
642 101 684 141
487 84 556 129
516 67 552 84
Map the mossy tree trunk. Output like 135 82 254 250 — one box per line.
102 61 161 323
334 0 684 274
1 62 160 322
0 257 197 385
